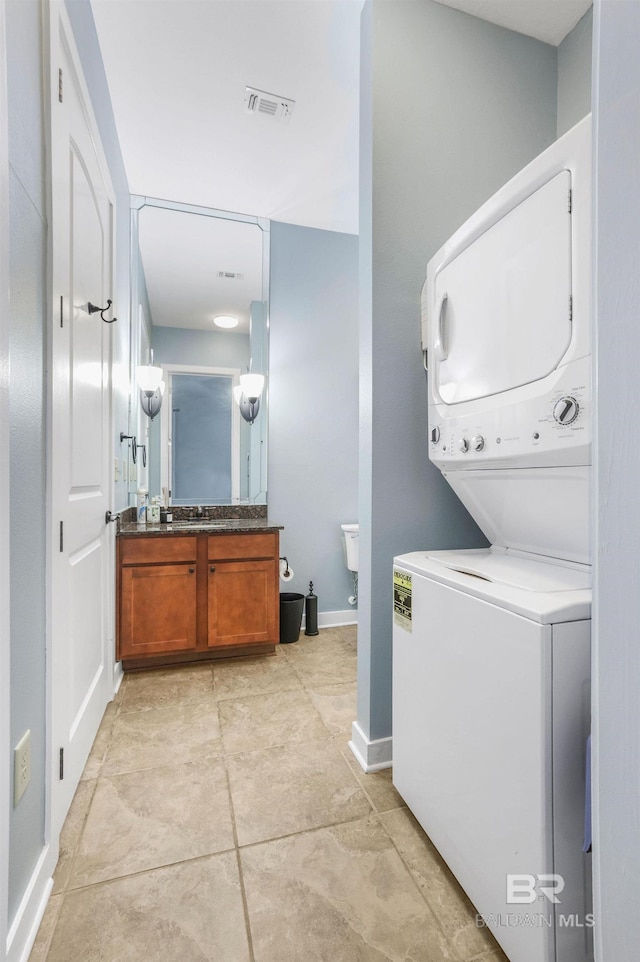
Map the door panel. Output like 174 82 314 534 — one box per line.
120 564 198 657
50 8 114 838
208 561 277 648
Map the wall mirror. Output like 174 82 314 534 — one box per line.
129 197 269 505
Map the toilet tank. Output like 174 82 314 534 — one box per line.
341 523 359 572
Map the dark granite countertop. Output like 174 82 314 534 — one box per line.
118 518 283 536
117 504 281 536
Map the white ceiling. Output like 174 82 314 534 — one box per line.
91 0 363 236
91 0 591 333
434 0 592 46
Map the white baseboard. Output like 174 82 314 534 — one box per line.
301 609 358 630
6 846 54 962
348 720 392 772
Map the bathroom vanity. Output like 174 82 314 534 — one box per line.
116 514 282 669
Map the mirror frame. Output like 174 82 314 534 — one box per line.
128 195 270 505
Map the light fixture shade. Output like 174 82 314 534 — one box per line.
136 364 163 394
239 373 264 400
214 314 238 329
233 385 244 404
140 382 164 420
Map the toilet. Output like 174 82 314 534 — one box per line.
341 523 359 572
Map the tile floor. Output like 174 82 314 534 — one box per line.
29 626 508 962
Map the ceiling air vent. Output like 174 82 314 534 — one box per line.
244 86 295 122
217 271 243 280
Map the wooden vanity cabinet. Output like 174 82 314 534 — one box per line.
207 534 279 649
117 529 280 667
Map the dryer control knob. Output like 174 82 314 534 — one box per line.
458 437 469 454
472 435 485 451
430 425 441 444
553 397 579 425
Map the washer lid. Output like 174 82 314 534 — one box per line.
394 548 591 623
426 547 590 592
432 170 572 405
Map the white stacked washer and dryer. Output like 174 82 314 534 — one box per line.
392 116 593 962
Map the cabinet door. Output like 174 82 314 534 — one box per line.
207 560 277 648
120 563 198 658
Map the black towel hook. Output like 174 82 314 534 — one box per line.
88 299 117 324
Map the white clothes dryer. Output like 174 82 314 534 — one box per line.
393 117 593 962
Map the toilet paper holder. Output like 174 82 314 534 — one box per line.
279 556 294 582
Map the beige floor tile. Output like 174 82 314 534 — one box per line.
46 852 250 962
241 815 456 962
81 700 119 780
70 757 234 887
218 688 329 753
227 739 372 846
102 693 222 775
117 662 213 713
468 950 510 962
285 640 358 687
213 651 303 700
307 683 357 735
52 778 97 894
27 894 63 962
380 808 502 960
341 747 406 814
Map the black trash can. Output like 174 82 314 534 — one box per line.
280 592 305 644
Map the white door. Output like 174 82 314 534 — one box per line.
49 5 114 837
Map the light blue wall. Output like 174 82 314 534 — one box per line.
358 0 558 745
152 326 249 370
592 2 640 956
269 222 359 614
558 7 593 136
6 0 47 924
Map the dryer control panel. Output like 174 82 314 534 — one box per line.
429 356 591 470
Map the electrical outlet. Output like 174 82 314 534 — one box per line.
14 730 31 807
114 457 120 482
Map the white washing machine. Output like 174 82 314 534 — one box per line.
393 116 594 962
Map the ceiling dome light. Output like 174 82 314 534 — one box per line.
214 314 238 329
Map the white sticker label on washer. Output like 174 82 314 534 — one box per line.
393 570 412 632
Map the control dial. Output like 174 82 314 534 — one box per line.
553 396 579 425
458 437 469 454
472 435 485 452
430 426 441 444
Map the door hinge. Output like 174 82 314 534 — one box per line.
59 747 64 780
58 68 63 103
569 295 573 322
59 521 64 552
60 295 64 328
568 189 572 214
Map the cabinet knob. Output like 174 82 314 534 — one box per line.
189 567 195 574
209 566 216 573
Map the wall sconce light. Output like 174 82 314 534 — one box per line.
140 381 165 420
137 350 165 420
233 372 264 424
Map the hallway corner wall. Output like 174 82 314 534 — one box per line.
356 0 558 759
6 0 48 932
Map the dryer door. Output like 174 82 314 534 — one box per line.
433 171 572 405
